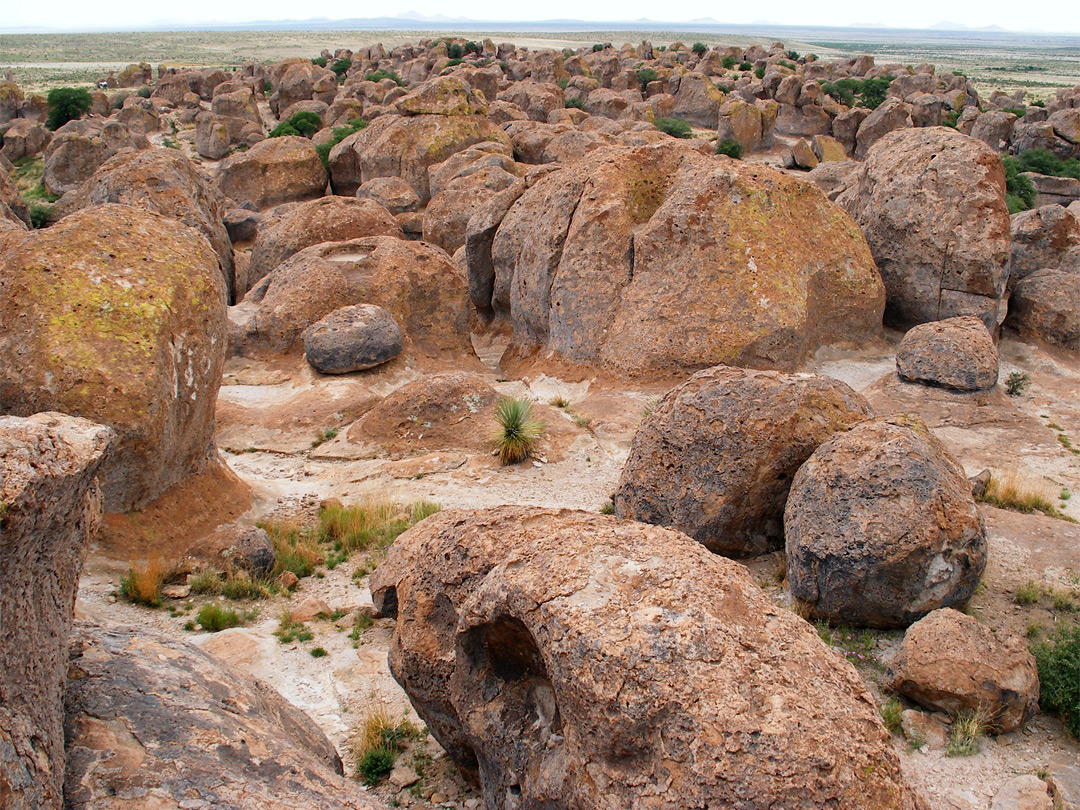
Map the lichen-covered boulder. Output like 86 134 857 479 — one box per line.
215 135 328 210
1006 268 1080 352
0 204 227 512
233 236 470 358
356 176 421 214
487 142 885 378
42 119 148 197
302 304 404 374
327 113 511 201
394 75 489 116
785 415 987 628
423 166 520 255
836 127 1010 328
370 506 927 810
0 118 50 162
1009 204 1080 288
0 412 113 810
246 196 403 296
888 608 1039 733
895 316 999 391
64 623 384 810
614 366 871 556
59 148 238 303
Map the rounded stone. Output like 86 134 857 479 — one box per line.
895 316 999 391
301 304 403 373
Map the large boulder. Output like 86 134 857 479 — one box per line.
42 120 148 197
836 127 1010 328
0 118 50 162
785 415 987 628
487 142 885 378
423 166 520 255
0 204 227 512
1009 204 1080 288
395 75 489 116
58 148 238 303
895 316 999 392
0 413 112 810
302 304 404 374
614 366 871 556
64 623 384 810
370 507 927 809
268 59 337 117
854 98 913 158
246 196 403 296
328 113 511 201
215 135 328 210
887 608 1039 733
1006 268 1080 351
233 236 470 357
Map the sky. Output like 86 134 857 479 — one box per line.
1 0 1077 33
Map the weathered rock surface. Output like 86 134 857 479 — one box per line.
1006 269 1080 352
785 415 987 628
216 135 328 210
356 176 421 214
888 608 1039 733
0 204 226 512
1009 204 1080 287
234 236 470 357
895 316 999 391
836 127 1010 328
488 142 884 378
0 412 112 810
58 148 237 302
423 166 519 255
246 196 403 295
64 622 384 810
42 120 148 197
0 118 50 162
185 523 276 577
395 75 489 116
302 304 404 373
990 775 1053 810
370 506 926 810
614 366 870 556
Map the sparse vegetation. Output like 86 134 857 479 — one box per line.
320 498 439 555
721 55 736 69
269 110 321 138
1005 371 1031 396
564 96 585 110
740 60 753 71
600 500 615 515
45 86 92 130
351 705 421 786
879 698 903 734
1003 157 1038 212
1033 623 1080 738
260 520 323 580
118 558 169 607
310 646 328 657
691 42 707 57
1015 579 1042 605
754 66 766 80
311 427 338 447
636 67 658 91
196 602 254 632
715 138 744 159
365 69 404 86
491 397 545 465
946 709 990 756
275 608 315 643
188 571 223 595
314 117 367 172
977 468 1075 521
655 117 692 139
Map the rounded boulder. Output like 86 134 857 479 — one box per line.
785 415 987 628
895 316 999 391
1006 269 1080 352
302 304 404 374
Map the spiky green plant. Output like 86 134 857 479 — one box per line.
492 397 545 465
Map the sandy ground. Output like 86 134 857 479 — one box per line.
75 326 1080 808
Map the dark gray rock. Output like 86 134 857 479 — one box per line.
1 412 113 810
302 304 403 374
614 366 871 557
895 316 999 391
785 415 987 628
63 622 384 810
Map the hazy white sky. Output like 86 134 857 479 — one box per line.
2 0 1078 33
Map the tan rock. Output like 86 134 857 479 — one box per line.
990 775 1053 810
290 596 332 622
900 710 948 750
812 133 849 161
791 138 819 169
216 135 328 210
395 75 488 116
895 316 999 391
1006 269 1080 352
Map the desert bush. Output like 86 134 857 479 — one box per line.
46 87 92 130
365 69 404 86
715 138 744 159
269 111 321 138
465 41 481 55
1004 370 1032 396
787 50 800 60
636 67 658 91
754 66 766 79
592 43 604 52
778 59 797 71
447 42 464 60
491 397 545 465
331 57 352 77
314 117 367 172
310 646 328 657
311 56 328 67
118 558 169 607
739 60 753 71
1033 623 1080 738
28 203 52 229
721 55 736 69
221 571 272 600
858 76 893 109
691 42 707 56
1003 157 1038 213
655 117 692 138
564 96 585 110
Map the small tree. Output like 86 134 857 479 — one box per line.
331 57 352 77
447 42 464 60
46 87 93 130
721 55 736 69
636 67 658 92
692 42 707 56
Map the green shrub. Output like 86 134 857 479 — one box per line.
310 646 328 658
465 41 482 55
314 118 367 172
564 96 585 110
557 78 569 90
1010 147 1080 181
691 42 707 56
46 87 93 130
262 79 271 94
269 111 322 138
491 397 545 465
716 138 744 159
447 42 464 59
943 109 961 129
858 76 893 110
331 57 352 77
1005 370 1031 396
721 55 736 69
1034 623 1080 738
592 43 604 52
754 66 766 80
196 603 245 632
1000 107 1026 118
822 79 859 108
1003 157 1037 213
188 571 223 595
445 58 463 67
136 85 151 98
311 56 328 67
879 697 903 734
636 67 658 91
600 500 615 515
260 520 323 580
787 50 800 60
655 117 692 138
356 748 396 785
365 69 404 86
28 203 51 229
778 59 797 71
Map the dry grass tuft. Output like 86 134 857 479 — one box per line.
118 556 172 607
977 468 1075 522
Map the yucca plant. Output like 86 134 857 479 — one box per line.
492 397 545 465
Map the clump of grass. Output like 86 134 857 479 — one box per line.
320 498 440 555
1015 579 1042 605
310 646 328 658
977 469 1075 522
221 571 272 600
1049 588 1079 612
600 500 615 515
260 520 324 580
879 697 903 735
311 427 338 448
188 570 223 595
564 95 586 110
275 608 315 644
196 603 254 633
118 558 169 607
946 708 990 757
1033 623 1080 738
549 395 570 409
350 705 421 786
491 397 545 465
1005 371 1031 396
816 622 881 670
